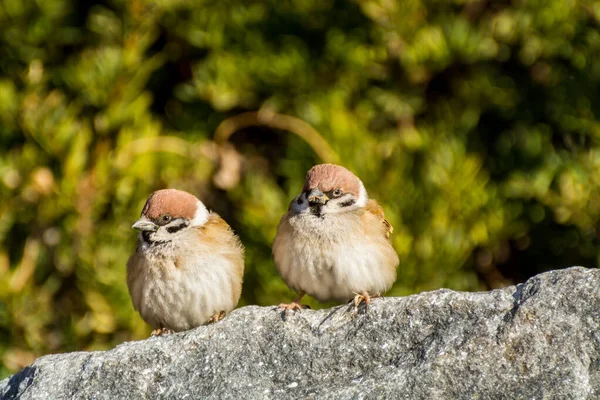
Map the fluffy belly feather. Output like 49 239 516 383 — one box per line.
275 232 397 302
130 256 238 332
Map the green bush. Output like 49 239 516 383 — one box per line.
1 0 599 377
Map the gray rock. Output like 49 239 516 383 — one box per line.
2 267 600 399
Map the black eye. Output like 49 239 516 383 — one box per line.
161 214 172 223
333 188 343 197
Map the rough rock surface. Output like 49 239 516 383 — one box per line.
2 267 600 399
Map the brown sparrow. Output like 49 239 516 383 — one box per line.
273 164 399 310
127 189 244 335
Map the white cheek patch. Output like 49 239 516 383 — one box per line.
355 180 368 207
191 200 209 227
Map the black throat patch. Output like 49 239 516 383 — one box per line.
141 231 152 243
309 205 325 219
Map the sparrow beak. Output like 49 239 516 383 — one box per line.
307 188 329 205
132 216 158 232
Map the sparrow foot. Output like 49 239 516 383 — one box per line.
352 292 381 311
151 328 174 336
278 291 307 314
208 310 226 324
278 301 308 312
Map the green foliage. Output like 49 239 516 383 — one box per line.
1 0 599 377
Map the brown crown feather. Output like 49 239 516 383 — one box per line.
142 189 198 220
303 164 362 196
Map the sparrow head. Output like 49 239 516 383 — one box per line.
291 164 368 216
132 189 209 245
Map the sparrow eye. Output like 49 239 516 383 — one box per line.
161 214 172 223
332 188 343 197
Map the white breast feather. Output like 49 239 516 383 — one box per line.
129 234 239 331
274 211 398 302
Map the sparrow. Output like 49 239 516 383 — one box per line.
126 189 244 335
273 163 399 310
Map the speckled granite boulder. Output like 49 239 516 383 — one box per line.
2 267 599 399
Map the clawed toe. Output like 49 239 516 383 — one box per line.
354 293 370 308
278 292 307 314
351 292 381 311
208 310 226 324
278 302 307 312
151 328 174 336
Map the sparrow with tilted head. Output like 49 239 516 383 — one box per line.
273 164 399 310
127 189 244 335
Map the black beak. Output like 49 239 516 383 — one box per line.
307 188 329 205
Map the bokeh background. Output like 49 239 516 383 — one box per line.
1 0 600 377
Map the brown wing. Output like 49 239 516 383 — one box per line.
197 213 245 259
364 199 393 241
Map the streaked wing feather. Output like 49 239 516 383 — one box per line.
365 199 393 241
